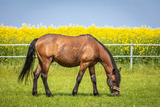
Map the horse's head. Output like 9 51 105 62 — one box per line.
107 68 121 96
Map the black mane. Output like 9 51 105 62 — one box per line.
81 34 121 86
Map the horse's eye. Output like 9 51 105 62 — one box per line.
113 80 116 83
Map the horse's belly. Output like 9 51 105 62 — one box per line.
54 57 80 67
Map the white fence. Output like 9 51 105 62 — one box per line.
104 43 160 69
0 43 160 69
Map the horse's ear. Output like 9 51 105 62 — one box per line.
118 68 121 72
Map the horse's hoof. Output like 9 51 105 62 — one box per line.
46 93 53 97
72 92 77 96
94 93 100 96
73 94 77 96
32 92 38 97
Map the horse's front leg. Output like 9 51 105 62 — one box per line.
89 65 99 96
72 63 88 96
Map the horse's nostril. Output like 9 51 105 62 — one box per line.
112 93 116 96
112 92 119 96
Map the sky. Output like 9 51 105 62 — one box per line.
0 0 160 28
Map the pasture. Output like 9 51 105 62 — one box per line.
0 61 159 107
0 24 160 106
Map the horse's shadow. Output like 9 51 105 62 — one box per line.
38 92 92 96
54 92 94 96
38 92 115 97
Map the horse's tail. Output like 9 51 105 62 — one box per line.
18 38 38 82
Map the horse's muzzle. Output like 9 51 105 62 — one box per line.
110 86 120 96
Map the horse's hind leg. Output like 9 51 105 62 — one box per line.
41 59 53 97
32 63 41 96
89 65 99 96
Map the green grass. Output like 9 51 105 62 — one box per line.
0 63 160 107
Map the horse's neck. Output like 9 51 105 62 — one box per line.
99 45 114 75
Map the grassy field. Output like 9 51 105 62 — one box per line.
0 62 160 107
1 24 160 106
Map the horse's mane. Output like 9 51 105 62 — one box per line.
80 34 121 86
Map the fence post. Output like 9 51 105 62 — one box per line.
130 42 133 70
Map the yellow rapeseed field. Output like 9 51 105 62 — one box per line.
0 23 160 57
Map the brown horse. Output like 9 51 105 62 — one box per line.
18 34 121 97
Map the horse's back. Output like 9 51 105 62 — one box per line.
35 34 100 67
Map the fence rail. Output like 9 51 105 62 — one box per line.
0 43 160 69
104 43 160 69
0 44 30 46
104 44 160 46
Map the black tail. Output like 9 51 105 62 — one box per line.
18 38 38 82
